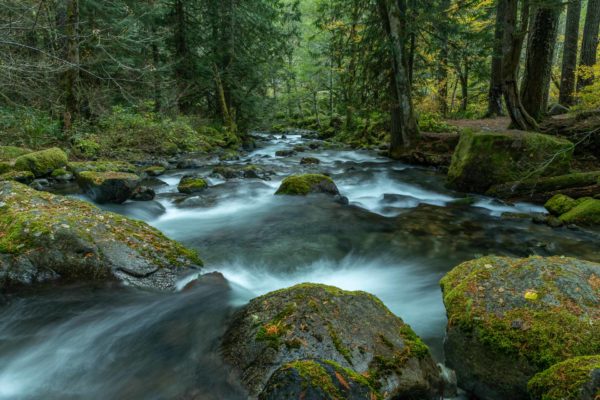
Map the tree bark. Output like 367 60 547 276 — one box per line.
59 0 79 132
578 0 600 90
487 0 506 116
502 0 539 131
378 0 420 155
559 0 582 106
520 1 562 121
437 0 450 116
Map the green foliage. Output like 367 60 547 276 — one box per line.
0 108 62 148
418 112 459 134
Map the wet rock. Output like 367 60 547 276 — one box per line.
222 283 442 399
0 181 202 291
143 166 166 177
308 142 321 150
441 256 600 400
131 186 155 201
50 168 73 182
528 356 600 400
77 171 141 204
14 148 68 178
447 131 573 193
438 364 458 398
30 179 51 192
258 359 376 400
334 195 349 205
293 145 307 153
275 150 296 157
300 157 321 165
212 165 272 180
178 175 208 194
67 161 137 175
183 272 229 292
177 159 204 169
275 174 340 196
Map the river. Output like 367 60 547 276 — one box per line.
1 132 598 399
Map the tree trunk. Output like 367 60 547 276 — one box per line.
559 0 582 106
59 0 79 132
487 0 506 116
520 1 562 121
578 0 600 90
460 59 469 112
502 0 539 131
174 0 191 113
213 64 235 133
378 0 420 155
437 0 450 116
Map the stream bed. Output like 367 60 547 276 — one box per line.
1 133 599 399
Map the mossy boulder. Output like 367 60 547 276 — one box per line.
275 174 340 196
177 175 208 194
212 164 272 180
222 283 442 399
545 194 578 216
560 198 600 226
0 170 35 184
77 171 141 204
67 161 137 175
300 157 321 165
441 256 599 400
142 165 166 177
528 356 600 400
259 359 376 400
0 181 201 291
14 148 68 178
447 131 573 193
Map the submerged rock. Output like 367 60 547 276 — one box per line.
14 148 68 178
178 175 208 194
275 174 340 196
0 181 202 291
300 157 321 165
275 150 296 157
131 186 156 201
212 164 272 180
222 283 442 399
143 165 166 177
440 256 599 400
528 356 600 400
77 171 141 204
259 359 376 400
446 130 573 193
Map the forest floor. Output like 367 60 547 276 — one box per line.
446 116 512 132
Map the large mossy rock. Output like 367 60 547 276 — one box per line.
560 198 600 226
0 181 201 291
275 174 340 196
14 147 68 178
0 146 31 174
222 283 442 399
259 359 376 400
487 171 600 203
77 171 141 204
528 356 600 400
68 160 137 175
177 175 208 194
446 131 573 193
440 256 599 400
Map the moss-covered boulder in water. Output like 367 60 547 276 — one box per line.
259 359 376 400
545 194 578 215
275 174 340 196
528 356 600 400
67 160 137 175
446 131 573 193
222 283 442 399
560 198 600 226
0 181 201 291
14 147 68 178
177 175 208 194
77 171 141 204
440 256 599 400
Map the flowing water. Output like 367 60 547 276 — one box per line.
1 133 599 399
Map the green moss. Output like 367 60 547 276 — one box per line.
78 171 140 186
440 256 600 370
275 174 335 196
68 161 137 175
143 166 166 176
398 324 430 359
559 199 600 225
50 168 69 178
285 360 343 399
0 181 202 267
0 162 12 174
14 147 68 178
528 356 600 400
487 171 600 199
0 146 31 161
545 194 577 216
328 324 353 365
177 176 208 194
